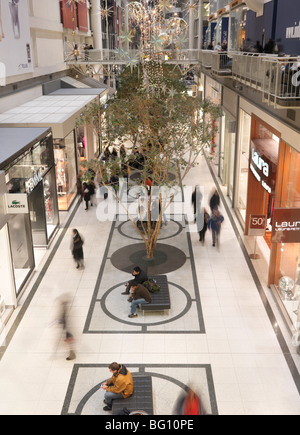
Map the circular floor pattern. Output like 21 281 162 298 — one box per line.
76 373 191 415
101 281 192 327
110 242 186 275
117 219 183 241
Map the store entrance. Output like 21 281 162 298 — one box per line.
263 190 275 249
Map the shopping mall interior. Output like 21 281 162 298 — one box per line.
0 0 299 416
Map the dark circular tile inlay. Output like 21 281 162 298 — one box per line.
110 242 186 275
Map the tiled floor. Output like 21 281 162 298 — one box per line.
0 154 299 415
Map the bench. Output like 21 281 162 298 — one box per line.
112 376 153 415
140 275 171 314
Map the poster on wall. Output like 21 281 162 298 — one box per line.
0 0 33 80
77 0 88 33
61 0 76 31
271 208 300 244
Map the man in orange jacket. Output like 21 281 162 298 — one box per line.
101 362 134 411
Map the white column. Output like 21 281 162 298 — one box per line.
189 0 194 51
124 0 129 50
91 0 103 51
198 0 203 51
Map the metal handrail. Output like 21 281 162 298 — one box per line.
66 48 202 64
231 52 300 106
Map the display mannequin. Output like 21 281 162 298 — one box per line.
9 0 20 39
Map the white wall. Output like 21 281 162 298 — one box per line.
0 86 43 113
240 97 300 153
0 226 17 308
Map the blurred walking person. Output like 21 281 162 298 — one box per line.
82 182 90 210
88 177 96 207
72 229 84 269
51 294 76 361
173 387 205 415
209 188 220 212
207 207 224 248
76 175 83 202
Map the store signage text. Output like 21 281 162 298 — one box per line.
250 163 272 194
248 214 267 237
4 194 29 215
251 148 269 177
250 144 274 194
286 21 300 39
25 169 43 194
272 209 300 243
275 221 300 231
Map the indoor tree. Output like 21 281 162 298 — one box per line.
78 60 221 259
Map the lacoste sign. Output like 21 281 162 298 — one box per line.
4 194 29 214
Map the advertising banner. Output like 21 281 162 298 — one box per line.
248 214 267 236
271 208 300 244
61 0 77 31
0 0 33 79
77 0 88 33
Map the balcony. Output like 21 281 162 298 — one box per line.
201 50 232 76
231 53 300 108
65 48 202 65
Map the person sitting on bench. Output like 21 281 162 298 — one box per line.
101 362 134 411
121 266 148 295
128 283 152 318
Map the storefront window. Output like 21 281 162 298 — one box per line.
229 6 247 51
7 214 34 295
219 110 236 201
205 78 222 166
54 130 78 211
28 181 47 246
0 225 17 306
43 168 59 240
4 133 59 247
6 137 52 194
236 110 251 223
283 147 300 208
275 147 300 329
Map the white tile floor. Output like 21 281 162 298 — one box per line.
0 154 299 415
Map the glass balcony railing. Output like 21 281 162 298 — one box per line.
231 52 300 107
65 47 300 107
65 48 202 64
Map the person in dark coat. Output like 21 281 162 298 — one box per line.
82 182 90 210
72 229 84 269
76 175 83 202
207 207 224 248
121 266 148 295
191 186 203 222
198 208 210 245
209 189 220 212
88 178 96 206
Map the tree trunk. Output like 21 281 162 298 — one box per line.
145 213 162 259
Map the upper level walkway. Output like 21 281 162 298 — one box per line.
66 48 300 109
